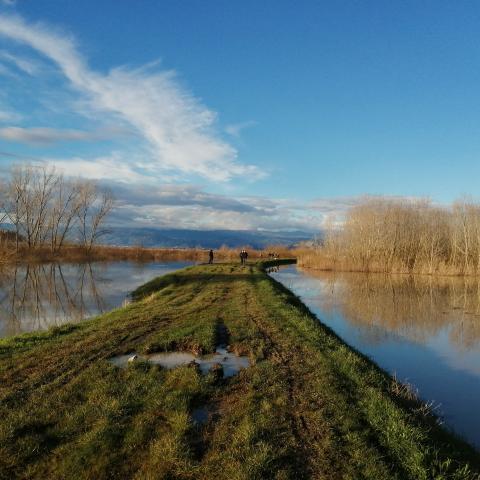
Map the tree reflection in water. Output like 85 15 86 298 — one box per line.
0 263 108 337
299 270 480 352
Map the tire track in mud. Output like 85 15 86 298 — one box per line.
0 318 168 407
240 281 314 479
183 270 242 464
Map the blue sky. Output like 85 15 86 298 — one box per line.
0 1 479 231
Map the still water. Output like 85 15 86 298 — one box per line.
0 261 193 338
271 265 480 449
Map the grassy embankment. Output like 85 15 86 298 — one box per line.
0 261 479 479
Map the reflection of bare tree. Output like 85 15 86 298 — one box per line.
301 270 480 351
0 263 107 336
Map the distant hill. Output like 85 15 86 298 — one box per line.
102 227 317 249
0 224 320 249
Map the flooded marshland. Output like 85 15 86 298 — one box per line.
271 265 480 448
0 261 193 337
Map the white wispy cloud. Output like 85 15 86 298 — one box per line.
112 200 316 231
0 50 38 74
0 61 15 77
225 120 257 137
86 180 359 232
0 14 264 182
0 143 364 232
51 154 149 184
0 109 21 122
0 126 115 144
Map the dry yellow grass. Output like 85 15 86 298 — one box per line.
0 243 296 265
298 197 480 276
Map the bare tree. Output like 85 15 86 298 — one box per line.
6 165 30 252
77 182 114 252
0 164 115 255
49 177 82 253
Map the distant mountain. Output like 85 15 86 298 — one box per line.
0 223 320 249
102 227 318 249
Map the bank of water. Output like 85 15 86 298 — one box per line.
270 265 480 449
0 260 194 337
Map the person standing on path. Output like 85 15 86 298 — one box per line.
208 249 214 264
240 249 248 265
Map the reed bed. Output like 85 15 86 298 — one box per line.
0 243 295 265
298 197 480 276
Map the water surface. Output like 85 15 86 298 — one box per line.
0 261 193 338
271 265 480 449
109 347 250 378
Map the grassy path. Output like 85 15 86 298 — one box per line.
0 261 479 479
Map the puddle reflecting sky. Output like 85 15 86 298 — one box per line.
271 265 480 449
110 347 250 378
0 261 193 338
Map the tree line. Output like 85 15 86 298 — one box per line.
298 197 480 275
0 165 114 254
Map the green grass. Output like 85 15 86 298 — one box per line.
0 261 479 479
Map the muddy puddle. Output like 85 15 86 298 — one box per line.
109 345 250 378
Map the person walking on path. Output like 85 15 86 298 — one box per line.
239 249 244 265
208 249 214 264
